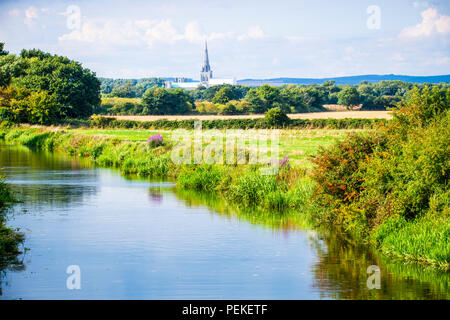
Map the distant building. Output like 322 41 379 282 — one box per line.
165 42 235 90
200 41 213 83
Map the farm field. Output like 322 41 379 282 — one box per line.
107 110 392 121
72 127 366 167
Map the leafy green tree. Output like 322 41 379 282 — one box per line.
212 86 234 104
110 81 138 98
0 54 27 88
219 102 238 115
13 49 100 118
0 43 8 56
338 86 360 109
26 91 58 124
298 86 325 110
265 107 290 127
245 88 266 113
280 86 308 112
142 87 193 115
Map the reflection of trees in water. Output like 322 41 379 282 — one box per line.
0 145 97 296
174 188 312 232
309 230 450 300
174 188 450 300
0 144 92 172
1 145 98 210
11 184 97 209
0 249 26 297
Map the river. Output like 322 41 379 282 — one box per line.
0 144 448 299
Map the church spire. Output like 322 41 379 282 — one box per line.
203 41 210 69
200 40 212 83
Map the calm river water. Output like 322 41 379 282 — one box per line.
0 144 448 299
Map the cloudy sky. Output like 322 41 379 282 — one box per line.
1 0 449 79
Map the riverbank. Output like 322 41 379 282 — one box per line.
0 175 24 256
0 122 448 270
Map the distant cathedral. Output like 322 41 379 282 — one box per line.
200 41 213 83
165 41 235 90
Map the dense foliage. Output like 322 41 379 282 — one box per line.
0 44 101 124
89 115 384 130
98 78 450 116
0 175 24 256
311 86 450 267
99 77 165 97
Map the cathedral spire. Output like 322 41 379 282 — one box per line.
203 41 210 69
200 40 212 83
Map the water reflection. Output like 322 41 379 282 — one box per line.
173 188 450 300
148 188 163 205
0 144 448 299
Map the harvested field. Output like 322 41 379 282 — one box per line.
108 110 392 122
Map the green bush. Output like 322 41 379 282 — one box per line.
265 107 290 127
311 86 450 267
177 165 225 192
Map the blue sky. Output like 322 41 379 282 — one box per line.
1 0 449 79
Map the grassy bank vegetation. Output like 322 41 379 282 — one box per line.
0 86 448 269
0 124 317 212
311 86 449 269
88 114 386 130
0 176 24 256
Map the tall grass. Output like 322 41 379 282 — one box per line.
0 176 24 256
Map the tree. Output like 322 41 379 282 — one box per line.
0 43 8 56
337 86 360 109
212 86 234 104
142 87 193 115
109 81 136 98
280 86 308 112
245 88 266 113
265 107 290 127
13 49 100 118
298 86 324 110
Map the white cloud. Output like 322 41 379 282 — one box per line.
400 8 450 38
413 1 429 9
237 26 265 41
59 18 261 47
24 6 39 26
59 19 182 47
8 9 20 17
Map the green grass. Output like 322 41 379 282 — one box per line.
373 215 450 269
1 176 24 256
1 123 447 269
72 127 366 168
71 129 171 142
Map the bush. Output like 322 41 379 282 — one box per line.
310 86 450 266
264 107 290 127
177 165 225 191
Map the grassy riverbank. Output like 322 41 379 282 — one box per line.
0 176 24 256
0 95 448 270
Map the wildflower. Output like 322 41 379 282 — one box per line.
147 134 164 147
279 156 290 169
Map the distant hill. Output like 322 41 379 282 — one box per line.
237 74 450 86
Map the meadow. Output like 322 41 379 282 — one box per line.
0 86 448 270
71 127 367 167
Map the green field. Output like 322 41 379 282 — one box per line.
72 128 367 167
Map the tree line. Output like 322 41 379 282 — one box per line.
0 43 100 124
99 77 450 116
2 44 450 123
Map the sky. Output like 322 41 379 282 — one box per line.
0 0 449 79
